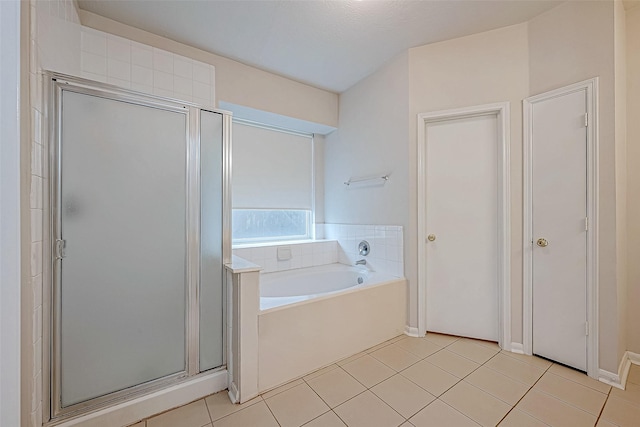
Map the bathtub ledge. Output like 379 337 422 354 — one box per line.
225 255 263 273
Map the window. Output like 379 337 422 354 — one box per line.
232 209 311 243
231 121 314 244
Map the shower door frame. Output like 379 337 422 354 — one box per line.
43 73 232 422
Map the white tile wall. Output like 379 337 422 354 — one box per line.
233 241 339 273
29 0 83 423
80 27 216 107
323 224 404 278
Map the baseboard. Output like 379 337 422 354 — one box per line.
628 351 640 365
404 325 421 337
609 351 640 390
510 342 524 354
599 368 624 390
228 381 239 404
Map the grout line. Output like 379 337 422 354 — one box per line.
595 392 611 425
481 355 546 387
368 345 424 373
298 408 332 426
368 388 409 423
262 398 282 427
331 388 369 413
332 408 350 427
371 375 438 421
495 361 554 426
543 369 610 394
302 372 337 410
203 395 214 423
445 348 501 366
532 378 608 419
435 398 484 426
396 366 452 398
207 394 265 425
261 378 305 400
544 366 612 395
309 364 406 423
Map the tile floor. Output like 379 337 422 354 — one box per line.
131 334 640 427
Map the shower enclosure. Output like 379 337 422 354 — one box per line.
45 73 231 420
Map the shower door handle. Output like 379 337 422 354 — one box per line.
55 239 66 260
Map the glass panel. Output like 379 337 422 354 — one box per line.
199 110 224 371
60 91 187 407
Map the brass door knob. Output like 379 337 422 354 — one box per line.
536 238 549 247
427 234 436 242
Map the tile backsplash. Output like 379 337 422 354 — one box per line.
232 223 404 277
233 240 338 273
80 27 215 107
323 223 404 277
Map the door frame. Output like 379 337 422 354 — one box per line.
417 102 511 350
523 78 599 378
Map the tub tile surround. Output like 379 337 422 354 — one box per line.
324 223 404 278
132 334 640 427
233 240 338 274
232 223 404 277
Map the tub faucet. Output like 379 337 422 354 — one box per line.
355 259 367 266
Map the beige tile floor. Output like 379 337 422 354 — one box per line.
131 334 640 427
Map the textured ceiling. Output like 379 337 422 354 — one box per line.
77 0 562 93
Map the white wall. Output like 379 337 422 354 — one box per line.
324 51 410 314
528 0 622 373
1 1 22 425
324 52 409 226
626 3 640 355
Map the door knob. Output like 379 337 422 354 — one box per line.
536 238 549 247
427 234 436 242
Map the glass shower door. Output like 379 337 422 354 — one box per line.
58 90 188 408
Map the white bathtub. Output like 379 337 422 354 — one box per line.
257 263 406 392
259 263 395 311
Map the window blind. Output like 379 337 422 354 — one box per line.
232 122 313 210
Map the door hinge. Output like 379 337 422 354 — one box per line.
585 321 589 336
585 217 589 231
55 239 66 260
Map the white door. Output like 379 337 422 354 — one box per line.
425 114 499 341
531 89 587 371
